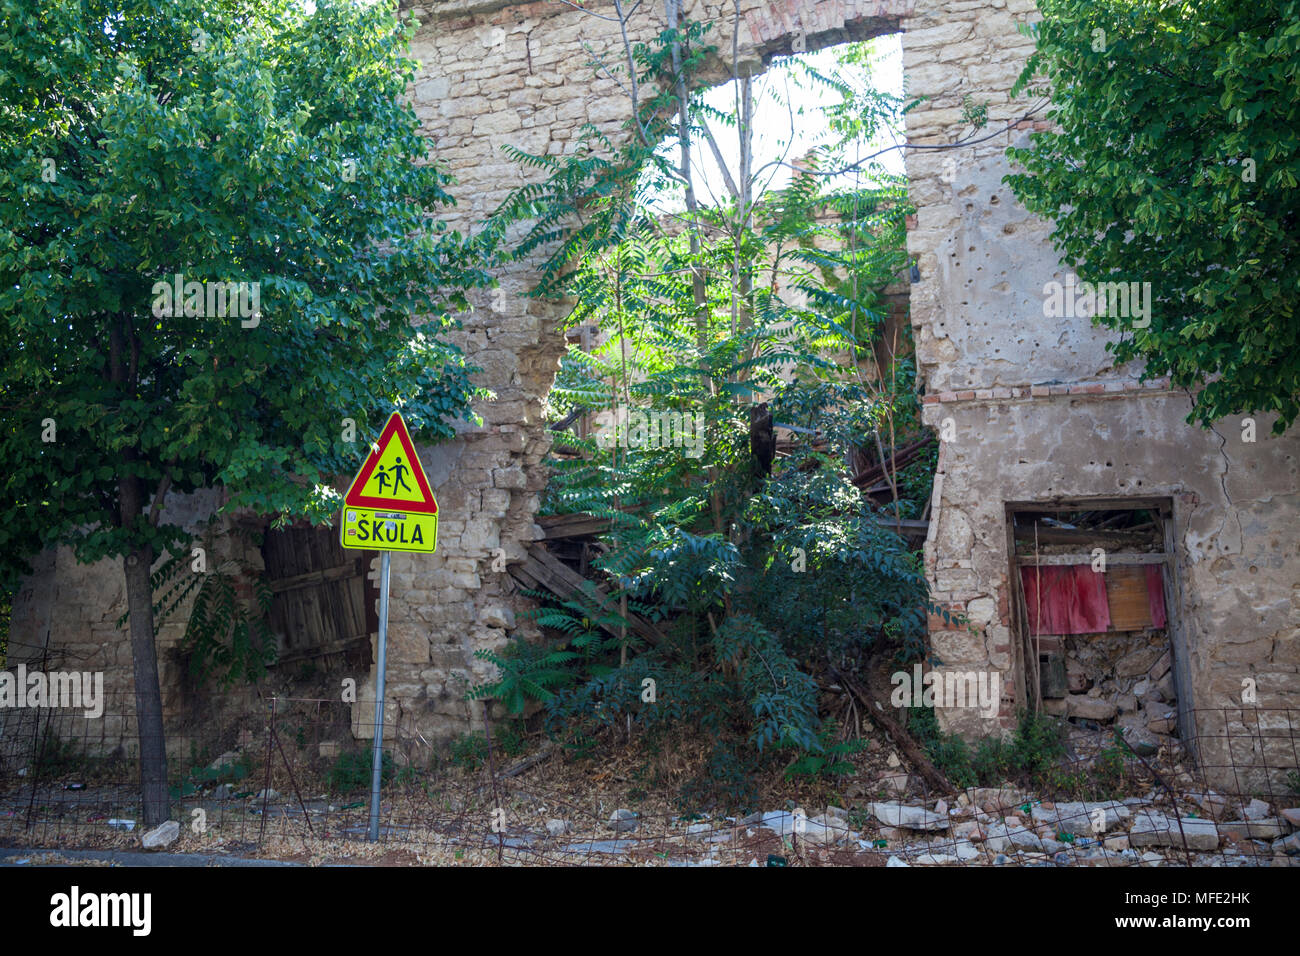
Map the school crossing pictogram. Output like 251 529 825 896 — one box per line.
340 412 439 554
342 412 439 514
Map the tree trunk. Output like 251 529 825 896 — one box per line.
122 539 170 825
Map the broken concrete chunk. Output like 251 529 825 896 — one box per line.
1066 695 1116 721
607 809 638 832
141 820 180 849
1219 819 1284 841
1032 800 1131 833
1128 810 1219 851
1242 798 1271 821
869 801 949 831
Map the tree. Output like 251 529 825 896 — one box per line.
1005 0 1300 432
0 0 486 823
487 23 933 805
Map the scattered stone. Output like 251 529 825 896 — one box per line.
886 752 901 769
1116 693 1138 713
886 856 909 867
212 784 234 801
686 822 713 840
1116 646 1163 678
737 811 765 826
1116 713 1159 755
1140 851 1165 866
1188 791 1227 820
968 787 1026 815
561 839 630 855
607 809 638 833
1008 826 1044 851
1066 695 1116 721
1280 808 1300 829
1147 650 1171 680
1129 810 1220 851
1219 819 1284 841
254 788 279 801
870 801 949 831
1032 800 1131 833
1147 712 1177 734
141 820 180 849
913 852 957 865
1272 832 1300 855
823 805 849 823
1242 798 1271 821
546 819 571 837
209 751 240 771
879 773 909 795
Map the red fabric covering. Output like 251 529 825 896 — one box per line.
1020 565 1111 635
1145 565 1167 629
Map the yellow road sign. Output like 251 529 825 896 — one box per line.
341 508 439 553
343 412 439 515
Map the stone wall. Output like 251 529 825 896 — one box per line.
7 1 1296 789
903 0 1300 789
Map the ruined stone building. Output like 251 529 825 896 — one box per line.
5 0 1297 791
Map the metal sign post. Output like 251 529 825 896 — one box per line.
367 548 391 842
340 412 439 844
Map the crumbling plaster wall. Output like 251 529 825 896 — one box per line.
904 2 1300 786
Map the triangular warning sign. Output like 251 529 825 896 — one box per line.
343 412 439 514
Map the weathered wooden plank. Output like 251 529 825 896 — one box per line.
510 544 670 652
1016 553 1167 566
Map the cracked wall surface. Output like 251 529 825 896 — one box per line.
903 1 1300 790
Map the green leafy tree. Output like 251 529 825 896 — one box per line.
1006 0 1300 431
0 0 486 822
485 27 934 804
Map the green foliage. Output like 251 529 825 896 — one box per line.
169 749 251 798
327 747 392 793
469 637 580 714
483 32 933 807
1007 0 1300 431
449 724 527 771
911 707 1133 799
911 707 1067 790
0 0 488 580
783 719 866 779
32 731 92 778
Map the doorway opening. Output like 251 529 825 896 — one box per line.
1005 498 1187 759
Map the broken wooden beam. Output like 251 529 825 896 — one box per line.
535 513 611 540
510 543 672 654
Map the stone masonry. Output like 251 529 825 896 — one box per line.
6 1 1297 790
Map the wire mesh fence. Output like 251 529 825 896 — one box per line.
1 693 1297 866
